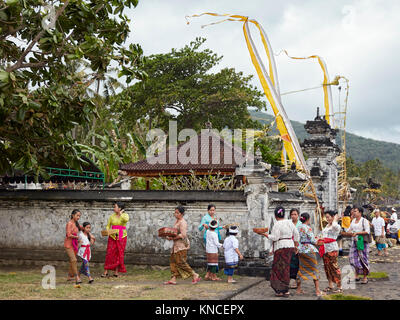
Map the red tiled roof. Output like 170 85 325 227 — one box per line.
120 130 252 175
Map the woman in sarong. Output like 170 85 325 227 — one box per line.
64 209 82 284
164 206 201 285
263 206 299 297
296 213 322 297
319 210 342 293
102 202 129 278
345 206 371 284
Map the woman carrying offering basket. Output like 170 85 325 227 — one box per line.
164 206 201 285
263 206 299 297
102 202 129 278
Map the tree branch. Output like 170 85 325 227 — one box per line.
5 0 70 73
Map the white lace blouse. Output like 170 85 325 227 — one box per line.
321 221 341 252
268 219 300 252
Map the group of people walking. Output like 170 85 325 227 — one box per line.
63 202 242 286
265 205 375 297
63 200 393 295
163 204 243 285
63 202 129 285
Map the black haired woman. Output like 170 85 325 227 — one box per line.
102 202 129 278
262 206 299 297
344 206 371 284
319 210 342 293
296 212 322 296
198 204 225 245
64 209 82 284
164 206 201 285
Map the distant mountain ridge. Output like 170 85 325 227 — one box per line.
250 110 400 172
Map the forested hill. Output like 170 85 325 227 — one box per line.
250 110 400 172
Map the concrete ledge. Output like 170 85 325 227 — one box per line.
0 190 246 202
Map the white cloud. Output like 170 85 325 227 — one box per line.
126 0 400 144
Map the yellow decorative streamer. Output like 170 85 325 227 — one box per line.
282 50 334 126
187 12 323 229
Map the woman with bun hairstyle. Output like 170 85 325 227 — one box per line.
263 206 299 297
319 210 342 293
164 206 201 285
296 212 322 296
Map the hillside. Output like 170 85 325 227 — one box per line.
250 110 400 172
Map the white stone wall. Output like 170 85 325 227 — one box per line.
0 199 270 259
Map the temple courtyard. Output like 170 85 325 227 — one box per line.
1 244 400 300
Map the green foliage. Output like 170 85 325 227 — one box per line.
347 157 400 202
113 38 267 134
323 294 371 300
0 0 146 177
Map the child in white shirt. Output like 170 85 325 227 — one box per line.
223 226 243 283
205 219 222 281
77 222 96 284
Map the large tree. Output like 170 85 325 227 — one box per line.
0 0 146 177
113 37 267 133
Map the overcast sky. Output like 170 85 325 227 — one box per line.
124 0 400 144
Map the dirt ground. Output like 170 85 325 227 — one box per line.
0 264 262 300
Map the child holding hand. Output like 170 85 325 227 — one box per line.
223 226 243 283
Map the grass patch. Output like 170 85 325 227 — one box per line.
368 272 388 279
323 294 372 300
0 265 244 300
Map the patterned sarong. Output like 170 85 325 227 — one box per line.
322 251 341 285
170 250 195 279
206 252 219 273
224 261 238 276
298 252 319 281
349 240 370 275
289 252 299 280
270 247 295 294
104 236 127 273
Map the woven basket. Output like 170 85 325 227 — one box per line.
253 227 269 235
101 229 119 237
158 227 178 238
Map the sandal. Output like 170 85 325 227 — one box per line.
101 274 108 278
192 277 201 285
283 292 290 297
211 278 222 281
275 293 284 297
332 288 343 293
323 287 333 293
163 280 177 285
228 280 237 283
361 279 369 284
88 279 94 284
